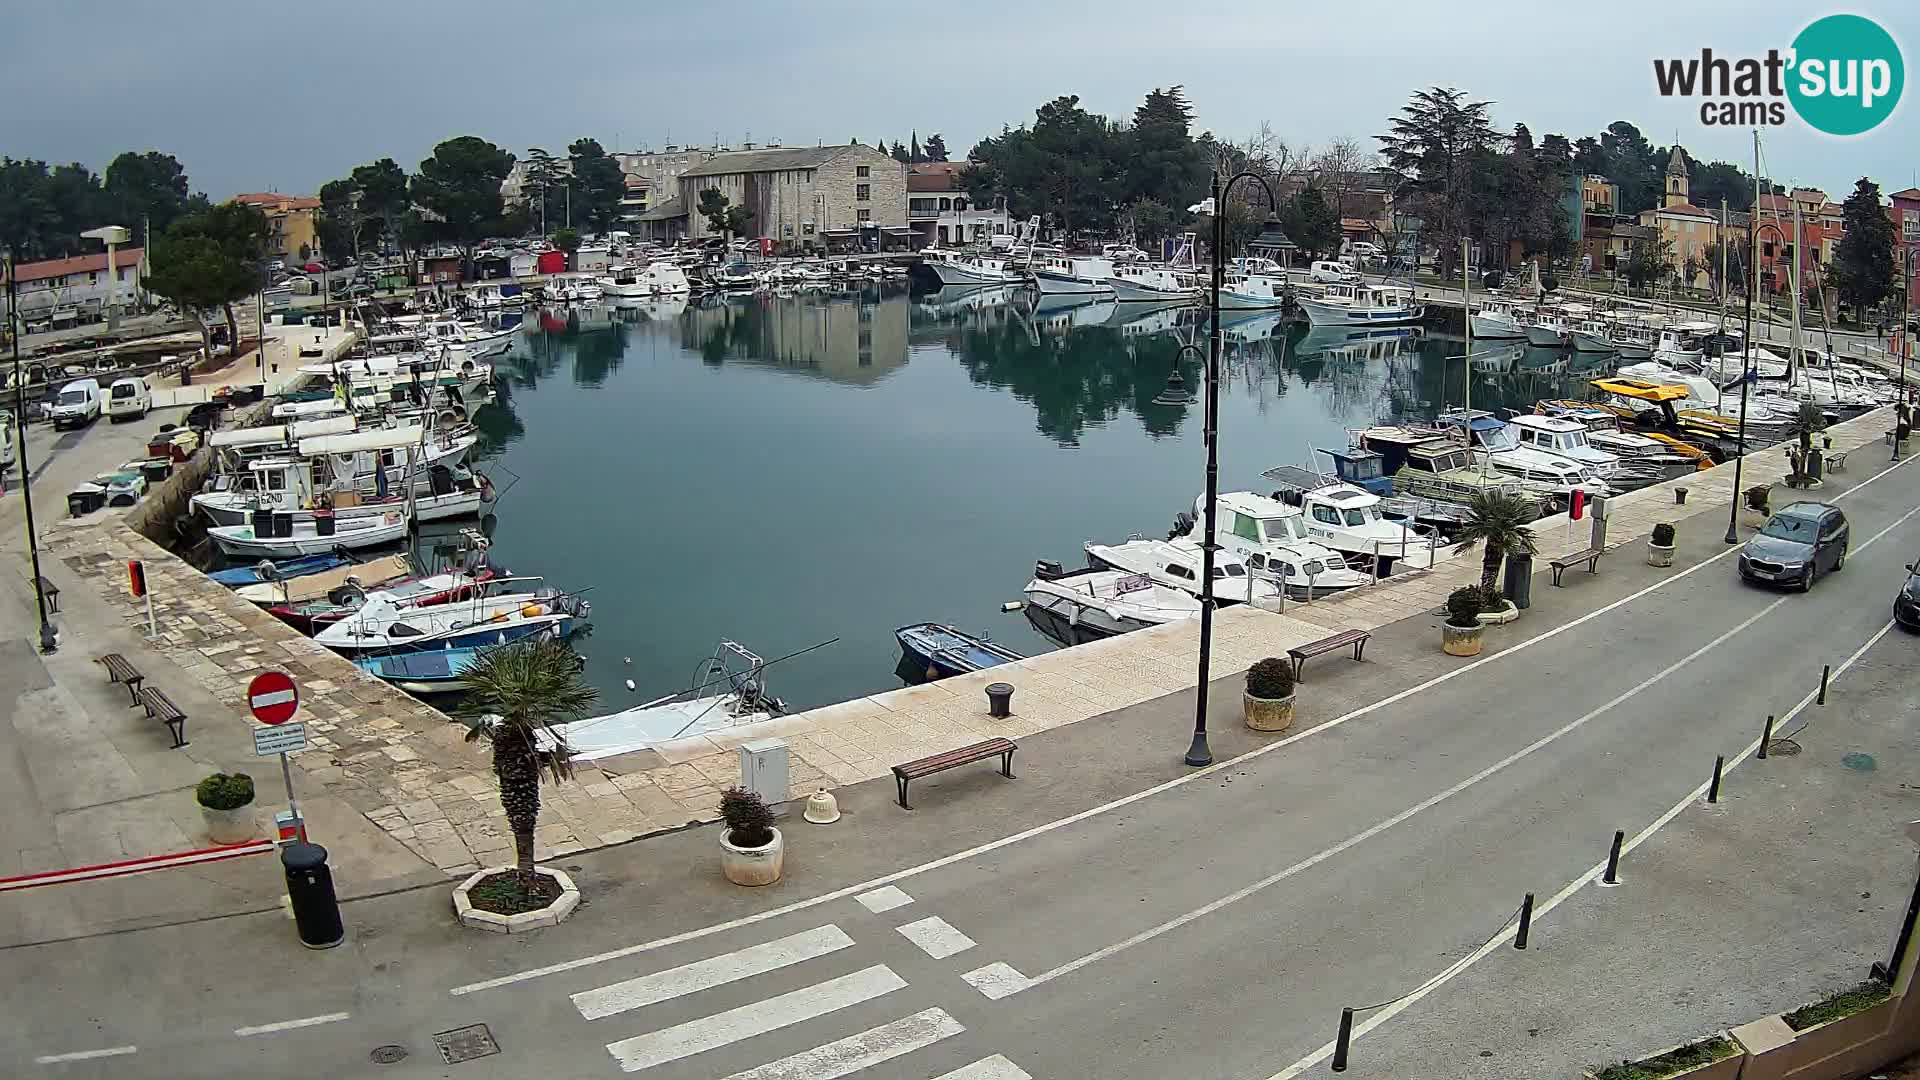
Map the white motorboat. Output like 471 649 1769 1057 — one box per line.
462 282 527 310
209 509 411 557
1105 264 1204 304
1505 414 1622 479
926 250 1025 286
231 554 415 606
415 319 516 359
601 261 692 299
543 642 786 761
1184 492 1372 596
1083 537 1283 606
1215 271 1291 311
1525 309 1571 347
546 273 603 303
313 577 589 653
1651 322 1716 367
1032 255 1116 296
1468 299 1529 339
1441 411 1613 500
1020 561 1200 644
1247 483 1451 570
1297 281 1422 326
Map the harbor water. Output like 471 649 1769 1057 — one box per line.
464 286 1606 711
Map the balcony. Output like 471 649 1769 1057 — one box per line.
908 208 942 219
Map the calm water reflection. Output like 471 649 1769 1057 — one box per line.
470 287 1605 711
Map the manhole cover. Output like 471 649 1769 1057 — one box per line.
369 1045 408 1065
1766 739 1803 756
433 1024 500 1064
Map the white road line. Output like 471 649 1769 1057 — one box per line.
716 1006 963 1080
896 915 977 959
604 964 906 1073
449 448 1918 998
233 1012 350 1037
573 925 854 1021
34 1046 137 1064
933 1054 1036 1080
1265 617 1901 1079
854 885 914 913
1008 597 1786 994
961 962 1032 1000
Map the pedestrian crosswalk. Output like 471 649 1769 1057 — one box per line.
572 904 1032 1078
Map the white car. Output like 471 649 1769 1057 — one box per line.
106 376 152 422
49 378 103 430
1310 260 1360 284
1347 242 1383 259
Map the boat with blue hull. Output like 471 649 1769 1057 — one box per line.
354 646 489 694
895 623 1024 682
208 551 353 586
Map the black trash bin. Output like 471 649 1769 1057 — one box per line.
140 459 172 486
271 512 293 538
281 842 344 949
1503 552 1534 610
251 508 274 537
313 510 336 537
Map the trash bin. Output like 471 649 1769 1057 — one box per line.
986 682 1015 719
313 510 336 537
281 842 344 949
140 459 172 486
271 512 293 538
1503 552 1534 610
250 508 274 537
1807 449 1824 483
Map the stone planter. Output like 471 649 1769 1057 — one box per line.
1477 600 1519 625
1441 622 1484 656
1243 691 1296 732
721 826 785 886
1647 541 1675 567
452 866 581 933
1582 1035 1742 1080
1740 506 1768 529
201 803 256 845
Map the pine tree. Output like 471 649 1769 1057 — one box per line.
910 131 923 163
1833 177 1895 317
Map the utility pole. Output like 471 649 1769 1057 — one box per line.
6 255 58 653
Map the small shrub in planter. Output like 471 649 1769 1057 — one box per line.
196 772 256 844
1442 587 1489 656
1744 485 1770 512
720 787 776 848
1591 1035 1737 1080
719 787 784 886
1652 522 1676 546
1782 979 1891 1030
1648 522 1677 567
1243 657 1297 732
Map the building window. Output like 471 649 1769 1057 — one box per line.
856 184 870 201
939 198 951 211
856 165 870 178
1904 211 1919 240
857 209 872 223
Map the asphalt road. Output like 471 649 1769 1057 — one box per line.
7 452 1920 1078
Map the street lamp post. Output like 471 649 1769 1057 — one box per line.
1155 169 1281 768
1725 218 1779 545
5 256 58 653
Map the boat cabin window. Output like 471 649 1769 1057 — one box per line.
1230 512 1261 542
1344 457 1383 481
1312 505 1341 525
1342 508 1369 527
1260 517 1299 543
1245 553 1265 569
263 470 288 492
387 621 424 638
1222 564 1245 577
1302 559 1326 575
1164 563 1196 580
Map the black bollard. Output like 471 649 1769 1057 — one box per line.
1515 893 1535 950
1602 830 1625 885
1331 1008 1355 1072
1817 664 1831 705
1759 714 1775 759
1708 755 1725 804
282 841 345 949
986 682 1014 719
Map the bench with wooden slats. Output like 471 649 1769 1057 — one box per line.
136 686 189 749
97 653 145 704
892 738 1017 810
1549 548 1603 586
1287 628 1371 679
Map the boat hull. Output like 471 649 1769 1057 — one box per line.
1468 314 1527 339
1032 272 1112 296
1298 297 1422 326
1525 325 1568 347
929 260 1021 286
895 624 1022 680
1216 291 1288 311
195 487 484 528
209 515 410 558
1570 331 1615 353
1109 280 1202 304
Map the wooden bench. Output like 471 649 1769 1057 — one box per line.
136 686 189 748
1287 629 1372 679
1549 548 1603 586
97 653 145 705
892 738 1016 810
34 576 60 614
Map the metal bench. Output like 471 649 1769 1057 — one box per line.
1549 548 1603 586
892 738 1017 810
34 576 60 614
96 653 145 705
136 686 189 748
1287 628 1372 679
1826 449 1850 473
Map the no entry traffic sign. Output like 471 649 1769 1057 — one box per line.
247 671 300 725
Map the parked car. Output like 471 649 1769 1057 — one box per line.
48 378 103 430
1896 562 1920 629
1738 501 1848 591
1347 242 1383 259
105 376 152 422
1310 260 1359 283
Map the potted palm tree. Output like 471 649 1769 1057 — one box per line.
1443 586 1488 655
719 787 784 886
1243 657 1296 732
1648 522 1677 567
196 772 256 844
452 637 598 929
1453 489 1539 606
1741 484 1770 529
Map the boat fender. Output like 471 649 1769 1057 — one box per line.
521 603 546 617
625 679 636 691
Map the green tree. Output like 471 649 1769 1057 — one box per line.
1690 159 1758 213
1377 87 1499 279
411 136 515 267
890 141 911 163
455 638 599 877
725 205 755 237
1126 197 1180 248
1624 232 1674 292
1285 182 1340 259
909 131 923 163
313 178 364 265
350 157 411 252
1600 121 1662 215
1124 86 1206 210
0 159 55 259
551 227 582 266
143 202 269 354
1452 489 1540 592
104 151 193 245
567 138 626 235
697 188 732 235
967 95 1121 233
521 147 565 234
1833 177 1895 316
923 133 950 162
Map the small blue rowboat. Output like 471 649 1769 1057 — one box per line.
354 647 487 694
896 623 1024 681
208 552 354 587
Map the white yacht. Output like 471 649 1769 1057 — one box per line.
1250 485 1451 570
1297 281 1421 326
1033 255 1116 297
1105 264 1204 304
1441 411 1612 500
1468 299 1529 340
1194 492 1372 596
1083 537 1283 606
1505 414 1622 478
601 261 691 299
1020 562 1201 644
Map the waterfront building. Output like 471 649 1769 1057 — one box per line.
234 192 320 264
635 195 688 243
0 248 148 327
1634 148 1718 289
1890 187 1920 312
906 163 1011 248
677 143 909 250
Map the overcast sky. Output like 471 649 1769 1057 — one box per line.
4 1 1913 201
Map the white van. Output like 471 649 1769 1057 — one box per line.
49 378 102 430
106 376 152 422
1309 260 1359 284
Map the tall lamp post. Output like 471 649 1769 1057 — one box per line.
1153 169 1281 767
5 255 58 652
1894 248 1916 463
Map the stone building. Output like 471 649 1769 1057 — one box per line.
677 144 908 249
1635 147 1720 288
233 192 320 263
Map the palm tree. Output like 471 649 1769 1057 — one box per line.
456 637 598 878
1452 489 1540 592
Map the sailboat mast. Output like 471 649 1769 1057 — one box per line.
1790 195 1804 389
1462 238 1472 420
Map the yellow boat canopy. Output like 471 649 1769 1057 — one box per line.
1589 378 1693 403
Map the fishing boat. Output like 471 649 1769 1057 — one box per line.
1438 410 1614 502
1468 299 1529 339
545 641 787 761
926 250 1025 286
1568 317 1617 354
1194 491 1373 596
1525 308 1572 348
1105 264 1204 304
312 576 590 653
1215 271 1292 311
1019 562 1201 645
601 261 692 299
1504 414 1623 479
353 643 495 695
208 551 355 587
1296 281 1422 326
545 273 604 303
462 282 526 310
1032 255 1116 297
192 426 484 527
895 623 1024 681
264 564 502 635
208 509 410 558
1083 537 1284 606
232 553 414 606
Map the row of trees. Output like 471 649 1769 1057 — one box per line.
0 151 207 260
865 132 949 165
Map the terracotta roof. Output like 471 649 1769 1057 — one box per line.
1889 187 1920 201
233 192 319 211
4 248 146 284
1339 217 1374 231
1656 202 1713 218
